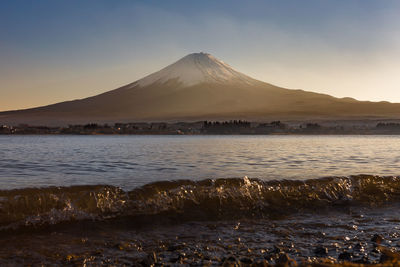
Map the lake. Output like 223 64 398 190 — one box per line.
2 135 400 265
0 135 399 190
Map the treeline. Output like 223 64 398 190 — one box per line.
201 120 289 134
60 122 195 134
203 120 251 128
3 120 400 135
376 122 400 128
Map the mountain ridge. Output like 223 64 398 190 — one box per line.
1 52 400 126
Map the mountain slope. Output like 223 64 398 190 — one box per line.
1 52 400 125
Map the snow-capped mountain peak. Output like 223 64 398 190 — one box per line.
136 52 256 87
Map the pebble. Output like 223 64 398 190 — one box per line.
353 242 365 252
275 253 295 265
140 252 157 266
371 234 384 244
353 255 370 264
338 251 353 261
272 245 283 253
240 257 253 264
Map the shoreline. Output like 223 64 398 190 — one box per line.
3 120 400 135
3 132 400 136
1 176 400 265
2 212 400 266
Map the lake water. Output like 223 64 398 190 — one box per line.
0 135 400 190
2 135 400 265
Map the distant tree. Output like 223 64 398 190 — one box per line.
376 122 400 128
84 123 98 129
306 123 321 129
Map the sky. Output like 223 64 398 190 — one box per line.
1 0 400 111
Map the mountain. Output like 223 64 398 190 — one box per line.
1 52 400 126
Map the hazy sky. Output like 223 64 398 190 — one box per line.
1 0 400 111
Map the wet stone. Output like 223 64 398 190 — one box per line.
272 245 283 254
353 255 371 264
371 234 384 244
222 255 240 266
139 252 157 266
353 242 364 251
240 257 253 264
169 252 186 263
167 244 185 251
275 253 297 266
225 255 237 262
263 255 274 262
338 251 353 261
314 246 328 256
253 259 269 266
372 246 381 254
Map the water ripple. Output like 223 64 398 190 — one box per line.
0 135 399 190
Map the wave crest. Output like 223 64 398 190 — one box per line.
1 175 400 230
0 185 127 229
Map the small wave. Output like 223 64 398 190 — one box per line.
1 175 400 231
0 185 127 230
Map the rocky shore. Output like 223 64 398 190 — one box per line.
2 177 400 266
61 233 400 266
2 209 400 266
